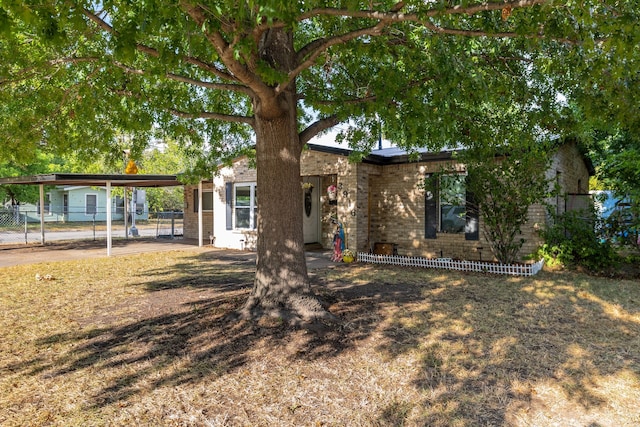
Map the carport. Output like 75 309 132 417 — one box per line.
0 173 185 256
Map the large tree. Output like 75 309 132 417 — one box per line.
1 1 639 323
0 150 65 205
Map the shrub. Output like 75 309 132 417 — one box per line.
537 208 619 272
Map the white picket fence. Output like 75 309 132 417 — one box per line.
357 253 545 277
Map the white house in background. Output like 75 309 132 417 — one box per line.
16 186 148 223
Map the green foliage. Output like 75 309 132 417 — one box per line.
570 126 640 251
3 0 640 170
456 137 554 264
3 1 640 275
0 150 66 204
594 131 640 202
537 208 620 272
139 140 188 212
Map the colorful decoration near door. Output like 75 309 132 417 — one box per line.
342 248 355 263
331 220 345 262
327 184 337 201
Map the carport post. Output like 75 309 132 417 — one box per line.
123 186 128 239
198 180 203 247
106 181 112 256
39 184 45 244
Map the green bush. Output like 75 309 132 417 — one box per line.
600 206 640 252
537 209 619 272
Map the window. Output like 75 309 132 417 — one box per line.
424 173 477 240
115 195 124 216
439 174 466 233
193 189 214 212
36 193 51 216
85 194 97 215
234 183 257 229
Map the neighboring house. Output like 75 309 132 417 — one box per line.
15 186 148 223
183 140 592 261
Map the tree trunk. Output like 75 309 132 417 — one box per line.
238 29 336 325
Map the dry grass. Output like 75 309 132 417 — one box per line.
1 249 639 426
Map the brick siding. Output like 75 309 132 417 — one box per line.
184 142 590 261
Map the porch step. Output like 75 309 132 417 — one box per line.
304 242 323 251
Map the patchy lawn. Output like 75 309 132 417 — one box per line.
1 249 639 426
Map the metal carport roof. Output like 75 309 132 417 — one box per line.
0 173 185 256
0 173 182 187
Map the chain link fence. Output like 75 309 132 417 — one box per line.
155 211 184 239
0 205 184 246
0 207 43 245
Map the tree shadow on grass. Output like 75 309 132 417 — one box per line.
6 257 639 424
131 251 257 292
21 296 353 409
5 253 380 411
369 268 640 425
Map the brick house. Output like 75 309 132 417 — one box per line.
183 140 592 261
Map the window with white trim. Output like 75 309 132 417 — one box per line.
85 194 98 215
36 193 52 216
234 183 257 229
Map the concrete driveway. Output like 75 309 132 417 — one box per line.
0 238 336 270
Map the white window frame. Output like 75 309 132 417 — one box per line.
36 192 52 216
85 193 98 216
234 182 257 230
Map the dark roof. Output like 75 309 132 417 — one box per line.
307 141 595 175
306 143 457 165
0 173 182 187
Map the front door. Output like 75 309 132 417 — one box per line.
302 176 321 244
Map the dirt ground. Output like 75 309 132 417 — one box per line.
1 246 639 425
0 238 200 266
0 238 337 269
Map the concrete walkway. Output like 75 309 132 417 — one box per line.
0 238 337 270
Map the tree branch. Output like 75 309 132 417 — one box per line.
166 73 253 95
307 94 379 106
296 1 406 62
286 1 552 95
79 8 256 97
0 57 99 85
281 23 389 96
299 0 549 22
179 2 274 101
82 7 238 82
422 21 581 44
170 109 255 126
299 115 341 145
423 21 522 39
111 63 255 95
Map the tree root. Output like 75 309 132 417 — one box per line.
232 293 341 330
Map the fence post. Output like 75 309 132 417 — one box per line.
23 213 27 244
